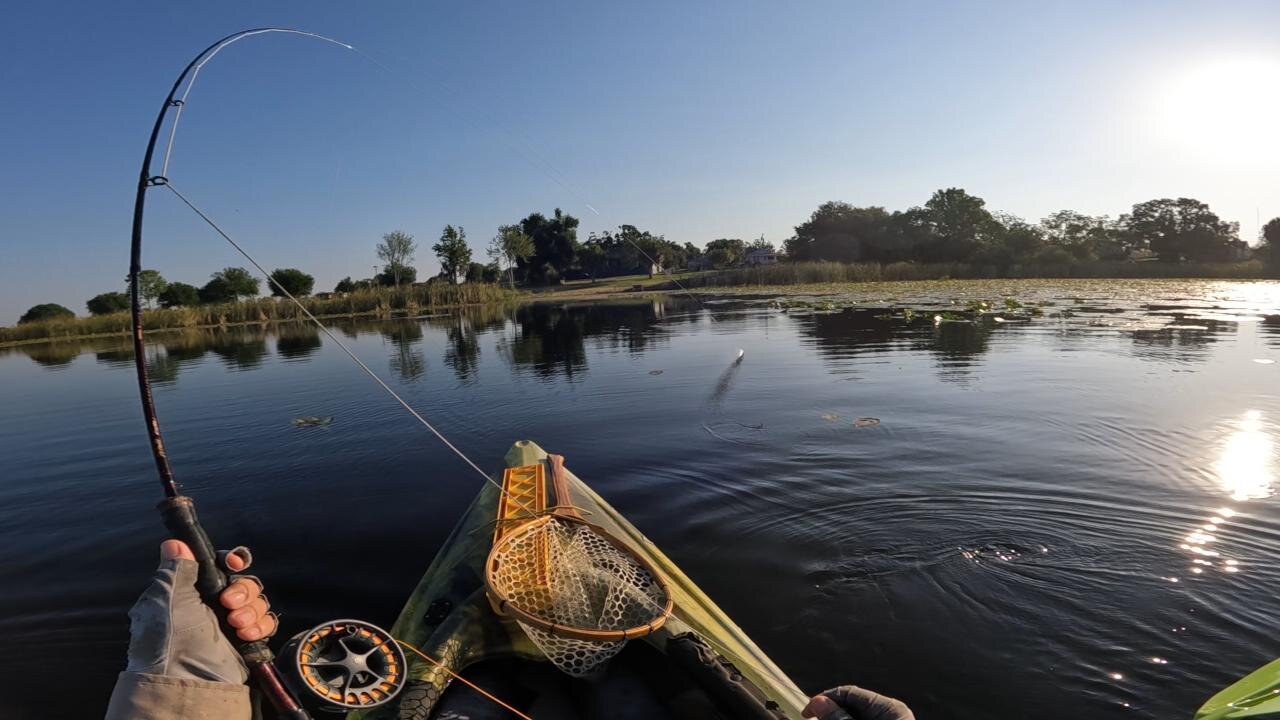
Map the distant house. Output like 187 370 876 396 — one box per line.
744 248 779 266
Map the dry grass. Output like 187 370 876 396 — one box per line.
1 283 519 346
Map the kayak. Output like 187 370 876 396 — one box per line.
350 440 808 720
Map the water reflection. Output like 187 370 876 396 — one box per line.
1128 315 1228 364
441 318 480 384
381 321 426 381
275 326 323 361
501 306 590 380
1216 410 1275 501
791 308 994 381
208 328 270 370
1263 314 1280 348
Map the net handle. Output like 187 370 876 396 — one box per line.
547 454 582 519
484 514 676 642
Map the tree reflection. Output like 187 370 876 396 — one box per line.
381 320 426 381
208 328 270 370
20 343 79 368
443 318 481 383
790 307 994 382
1129 315 1227 364
1262 314 1280 348
501 305 590 379
915 322 993 384
276 326 323 361
496 301 697 380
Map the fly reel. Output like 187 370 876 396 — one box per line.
282 619 407 712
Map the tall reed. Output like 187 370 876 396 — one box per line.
1 283 520 346
679 260 1270 288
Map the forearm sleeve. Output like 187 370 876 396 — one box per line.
105 671 251 720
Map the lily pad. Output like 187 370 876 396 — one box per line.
292 416 333 427
648 369 664 375
853 417 880 428
821 412 840 421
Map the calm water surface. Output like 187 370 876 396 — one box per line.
3 279 1280 719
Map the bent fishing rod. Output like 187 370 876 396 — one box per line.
129 28 352 720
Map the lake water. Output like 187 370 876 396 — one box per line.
3 279 1280 719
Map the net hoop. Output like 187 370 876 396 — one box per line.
485 514 675 642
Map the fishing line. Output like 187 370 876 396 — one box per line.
165 179 509 497
396 639 535 720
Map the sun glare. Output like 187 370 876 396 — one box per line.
1216 410 1276 501
1154 56 1280 164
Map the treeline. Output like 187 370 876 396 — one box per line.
16 267 316 325
782 189 1278 270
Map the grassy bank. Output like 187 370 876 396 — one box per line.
1 283 520 347
679 260 1271 287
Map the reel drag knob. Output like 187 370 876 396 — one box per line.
283 619 406 711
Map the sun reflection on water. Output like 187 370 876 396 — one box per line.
1216 410 1275 502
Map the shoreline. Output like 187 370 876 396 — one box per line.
5 275 1279 348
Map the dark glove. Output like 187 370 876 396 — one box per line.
802 685 915 720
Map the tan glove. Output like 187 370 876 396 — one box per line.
803 685 915 720
105 541 275 720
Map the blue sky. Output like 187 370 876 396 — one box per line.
2 1 1278 323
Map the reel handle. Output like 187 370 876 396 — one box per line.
159 495 312 720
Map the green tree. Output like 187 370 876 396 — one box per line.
519 209 580 283
748 236 775 253
334 277 356 293
916 188 999 263
1261 217 1280 273
1039 210 1125 260
1121 198 1238 262
979 213 1044 268
704 238 746 267
788 202 899 263
578 240 607 281
19 303 74 324
86 291 130 315
433 225 472 284
158 282 199 308
199 267 259 303
377 230 417 286
268 268 315 297
464 262 500 283
489 225 535 288
129 269 167 308
376 266 417 286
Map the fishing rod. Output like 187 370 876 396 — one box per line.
129 28 353 720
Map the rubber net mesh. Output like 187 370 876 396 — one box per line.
489 516 669 676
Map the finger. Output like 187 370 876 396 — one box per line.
238 612 278 642
219 546 253 573
219 577 262 610
227 596 269 629
803 695 837 719
159 539 196 564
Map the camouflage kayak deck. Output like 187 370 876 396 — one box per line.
351 440 807 719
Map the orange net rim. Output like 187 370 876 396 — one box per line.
484 514 676 642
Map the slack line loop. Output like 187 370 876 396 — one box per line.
161 182 533 514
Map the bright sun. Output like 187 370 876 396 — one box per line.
1154 56 1280 164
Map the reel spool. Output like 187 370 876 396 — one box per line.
282 619 406 711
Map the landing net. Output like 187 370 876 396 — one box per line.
486 515 673 676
